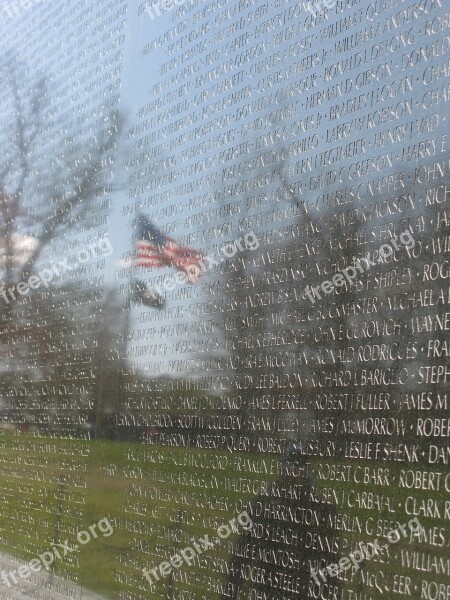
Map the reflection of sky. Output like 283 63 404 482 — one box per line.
1 0 449 375
116 0 449 374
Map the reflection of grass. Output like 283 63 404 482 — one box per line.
0 432 446 598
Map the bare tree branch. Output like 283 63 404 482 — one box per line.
0 56 124 304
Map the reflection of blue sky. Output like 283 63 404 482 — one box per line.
1 0 449 376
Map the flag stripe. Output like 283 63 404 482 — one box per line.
134 216 203 283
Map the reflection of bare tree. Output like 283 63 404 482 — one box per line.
0 59 121 288
214 132 449 599
0 57 123 425
211 148 366 450
213 127 449 455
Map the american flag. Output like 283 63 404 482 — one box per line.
135 215 203 283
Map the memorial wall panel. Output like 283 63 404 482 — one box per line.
0 1 449 599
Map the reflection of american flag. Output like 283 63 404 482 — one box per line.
135 215 203 283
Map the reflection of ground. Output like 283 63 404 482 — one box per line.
0 436 445 599
0 553 107 600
